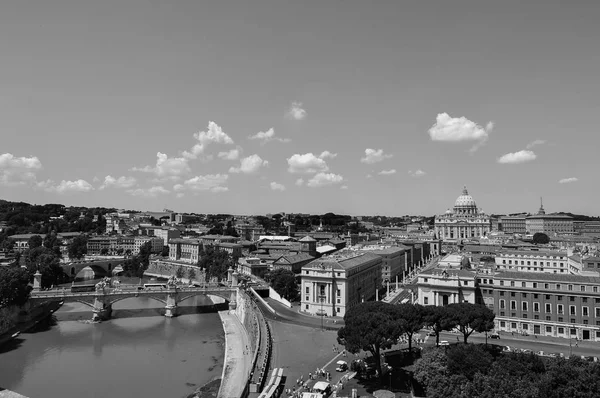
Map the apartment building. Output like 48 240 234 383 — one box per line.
300 252 382 317
495 249 575 274
168 238 242 264
499 215 527 234
417 268 479 306
493 271 600 341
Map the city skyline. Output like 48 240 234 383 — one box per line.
1 1 599 216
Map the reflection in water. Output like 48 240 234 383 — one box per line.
0 295 225 398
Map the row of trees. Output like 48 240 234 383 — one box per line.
264 269 298 301
337 301 495 381
414 343 600 398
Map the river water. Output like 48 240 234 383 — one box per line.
0 288 225 398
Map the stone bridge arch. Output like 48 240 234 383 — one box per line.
62 259 126 280
177 291 233 305
108 294 167 306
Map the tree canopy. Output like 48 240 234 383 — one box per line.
265 268 298 301
337 301 402 381
198 245 235 281
0 266 32 307
447 302 495 343
532 232 550 244
422 305 457 346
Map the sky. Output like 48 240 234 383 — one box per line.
1 0 599 216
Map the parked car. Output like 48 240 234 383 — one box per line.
439 341 450 346
490 333 500 339
335 360 348 372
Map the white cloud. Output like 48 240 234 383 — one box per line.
127 186 170 197
229 154 269 174
295 178 305 186
360 148 393 164
173 174 229 193
99 175 137 190
559 177 578 184
176 193 185 198
319 151 337 159
218 148 241 161
307 172 344 188
0 153 42 186
287 152 331 174
497 150 537 164
183 121 234 160
366 174 373 179
340 185 349 190
270 182 286 191
378 169 397 175
409 169 426 178
132 152 190 177
526 139 546 149
39 179 94 194
286 102 307 120
428 113 494 153
248 128 291 144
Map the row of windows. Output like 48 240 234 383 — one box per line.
499 300 600 317
498 321 600 337
498 280 596 292
501 259 565 266
498 291 599 303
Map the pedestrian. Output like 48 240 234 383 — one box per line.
456 336 459 342
309 372 312 380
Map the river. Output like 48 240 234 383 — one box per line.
0 285 225 398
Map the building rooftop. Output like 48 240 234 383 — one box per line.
305 252 381 271
299 235 317 242
420 267 477 278
274 252 315 264
497 249 567 257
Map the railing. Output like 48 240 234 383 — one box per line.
30 284 233 299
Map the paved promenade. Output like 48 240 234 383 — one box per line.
217 310 252 398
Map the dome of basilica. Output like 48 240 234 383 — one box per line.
454 187 477 209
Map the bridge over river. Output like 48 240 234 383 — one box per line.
30 283 238 321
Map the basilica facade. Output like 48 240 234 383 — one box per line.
434 187 491 242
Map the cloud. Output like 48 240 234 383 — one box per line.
319 151 337 159
559 177 578 184
295 178 304 186
99 175 137 190
0 153 43 186
270 182 286 191
366 174 373 179
307 172 344 188
176 193 185 198
409 169 426 178
428 113 494 153
38 179 94 194
183 121 235 160
497 150 537 164
217 147 241 161
360 148 393 164
248 128 291 144
287 153 330 174
229 154 269 174
132 152 190 177
173 174 229 193
526 139 546 149
286 102 307 120
378 169 397 176
340 185 349 190
127 186 170 197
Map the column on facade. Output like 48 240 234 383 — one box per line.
433 291 438 306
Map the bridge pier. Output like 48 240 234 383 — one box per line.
165 292 178 317
92 297 112 322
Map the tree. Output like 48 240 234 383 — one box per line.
161 246 169 257
43 231 62 258
116 247 124 256
447 303 495 344
137 241 152 278
198 245 233 281
68 235 88 260
265 268 298 301
337 301 402 382
422 305 457 346
176 266 184 279
0 266 32 307
532 232 550 244
28 234 43 250
0 238 15 253
24 246 64 288
395 303 425 352
188 267 196 282
100 248 109 255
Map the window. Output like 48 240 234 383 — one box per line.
511 292 516 297
545 294 550 300
534 315 539 320
558 317 563 322
306 287 310 293
568 285 573 291
500 299 506 309
337 289 341 297
545 303 551 313
511 322 517 329
500 280 504 286
463 281 468 286
558 327 564 334
305 271 309 275
533 283 538 288
424 297 428 305
523 314 528 318
570 296 575 302
306 296 309 301
583 307 589 316
546 326 552 333
336 307 340 313
500 321 506 327
522 302 528 311
534 302 540 312
583 298 588 303
596 308 600 317
511 301 517 310
511 281 515 287
305 304 309 309
557 295 563 301
546 316 551 321
522 282 526 288
534 294 539 299
423 278 428 283
522 293 528 298
558 304 564 314
556 284 561 290
527 261 531 265
500 291 505 296
594 287 598 293
581 285 586 292
570 306 576 316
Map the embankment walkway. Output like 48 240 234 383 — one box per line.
217 310 252 398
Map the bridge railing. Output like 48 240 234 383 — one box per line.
30 284 234 299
